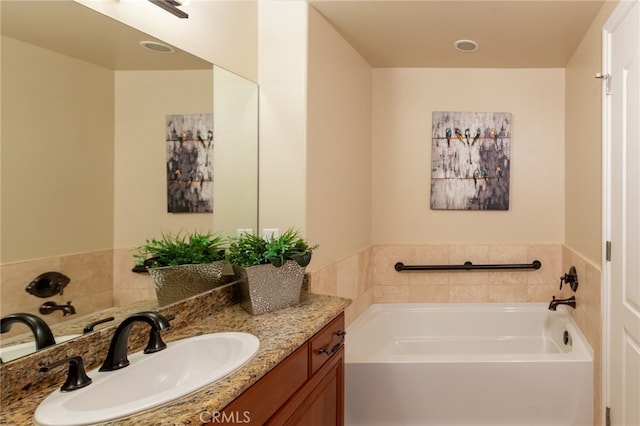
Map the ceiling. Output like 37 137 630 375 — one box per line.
1 0 211 70
310 0 607 68
2 0 606 70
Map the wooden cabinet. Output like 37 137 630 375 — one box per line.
216 313 345 426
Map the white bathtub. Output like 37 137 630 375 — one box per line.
345 303 593 426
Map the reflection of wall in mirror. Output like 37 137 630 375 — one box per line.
213 66 259 238
0 36 115 333
0 36 217 332
165 113 214 213
112 69 214 307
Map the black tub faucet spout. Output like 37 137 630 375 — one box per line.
39 301 76 316
548 295 577 311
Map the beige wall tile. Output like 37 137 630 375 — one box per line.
488 244 529 284
60 250 113 296
526 284 558 302
345 288 373 327
409 285 449 302
1 257 62 318
488 284 528 302
113 288 157 308
449 270 489 285
373 285 409 303
449 244 489 264
358 247 373 292
405 245 449 286
1 252 113 336
449 284 489 302
113 248 149 289
337 254 359 300
448 244 489 285
527 244 562 285
309 262 338 296
371 245 411 286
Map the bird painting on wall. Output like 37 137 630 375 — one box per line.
431 111 511 211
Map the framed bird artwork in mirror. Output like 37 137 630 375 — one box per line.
165 113 214 213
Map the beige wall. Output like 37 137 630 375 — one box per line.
213 67 259 238
565 2 618 268
306 7 373 267
563 4 618 424
258 1 309 234
1 36 114 262
372 68 566 244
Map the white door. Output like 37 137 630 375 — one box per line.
604 1 640 425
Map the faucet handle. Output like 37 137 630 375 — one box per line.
40 355 92 392
559 266 579 291
83 316 115 333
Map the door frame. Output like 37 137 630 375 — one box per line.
601 1 639 424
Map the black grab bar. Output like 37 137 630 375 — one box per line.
394 260 542 272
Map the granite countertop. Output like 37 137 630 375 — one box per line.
1 293 350 425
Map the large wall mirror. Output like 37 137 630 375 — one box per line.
0 1 258 361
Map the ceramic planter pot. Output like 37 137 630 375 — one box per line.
233 260 305 315
148 261 225 306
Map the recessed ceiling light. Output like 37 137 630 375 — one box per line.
139 41 175 54
454 39 479 53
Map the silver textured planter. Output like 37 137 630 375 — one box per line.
148 261 225 306
233 260 305 315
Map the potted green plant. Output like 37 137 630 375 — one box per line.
226 229 317 315
133 231 226 306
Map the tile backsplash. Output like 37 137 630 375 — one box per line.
1 250 113 337
308 243 565 327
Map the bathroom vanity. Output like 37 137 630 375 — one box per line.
217 313 345 425
0 286 350 425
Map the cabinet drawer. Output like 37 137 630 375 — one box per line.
217 344 308 425
309 313 345 376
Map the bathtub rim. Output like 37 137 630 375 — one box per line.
345 302 594 364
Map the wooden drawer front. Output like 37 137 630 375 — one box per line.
216 344 308 425
309 313 345 376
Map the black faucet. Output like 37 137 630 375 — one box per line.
99 311 171 372
548 295 577 311
0 313 56 350
39 301 76 316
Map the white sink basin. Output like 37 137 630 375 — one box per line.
34 332 260 426
0 334 81 362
